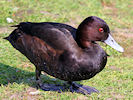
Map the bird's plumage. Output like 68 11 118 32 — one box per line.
4 16 123 94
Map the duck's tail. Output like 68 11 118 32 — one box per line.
3 25 19 40
3 36 9 40
11 22 32 35
3 23 29 41
11 25 20 27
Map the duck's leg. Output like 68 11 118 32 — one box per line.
36 68 68 92
35 68 42 88
68 81 99 95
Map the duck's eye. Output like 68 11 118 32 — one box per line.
99 28 104 32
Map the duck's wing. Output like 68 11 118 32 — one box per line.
12 22 78 51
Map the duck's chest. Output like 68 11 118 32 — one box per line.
48 47 107 81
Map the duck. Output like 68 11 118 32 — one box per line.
4 16 124 95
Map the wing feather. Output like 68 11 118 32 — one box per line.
15 22 78 50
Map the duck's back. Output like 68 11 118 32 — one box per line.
17 22 77 39
7 22 80 72
14 22 77 50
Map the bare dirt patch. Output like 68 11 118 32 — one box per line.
65 16 82 28
109 66 121 71
101 0 118 17
113 28 133 57
0 27 12 34
73 95 88 100
8 87 40 100
19 62 33 68
110 93 125 99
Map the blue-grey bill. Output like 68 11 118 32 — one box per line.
104 34 124 52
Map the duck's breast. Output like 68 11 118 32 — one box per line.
52 45 107 81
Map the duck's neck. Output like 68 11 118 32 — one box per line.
75 31 95 49
75 23 95 48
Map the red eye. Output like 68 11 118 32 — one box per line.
99 28 104 32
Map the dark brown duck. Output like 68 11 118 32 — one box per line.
4 16 124 95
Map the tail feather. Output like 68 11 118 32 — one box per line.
10 22 32 35
3 36 9 40
11 22 30 28
4 22 31 41
11 25 20 27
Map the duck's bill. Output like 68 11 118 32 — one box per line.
104 34 124 52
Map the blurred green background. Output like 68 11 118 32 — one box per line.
0 0 133 28
0 0 133 99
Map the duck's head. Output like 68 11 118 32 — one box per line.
76 16 124 52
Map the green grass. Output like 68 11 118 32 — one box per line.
0 0 133 28
0 0 133 99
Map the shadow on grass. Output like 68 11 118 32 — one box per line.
0 63 65 85
0 63 73 92
0 63 98 95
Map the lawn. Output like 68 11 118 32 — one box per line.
0 0 133 99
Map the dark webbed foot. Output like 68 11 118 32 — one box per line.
38 83 68 92
69 82 99 95
35 68 98 95
37 81 99 95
